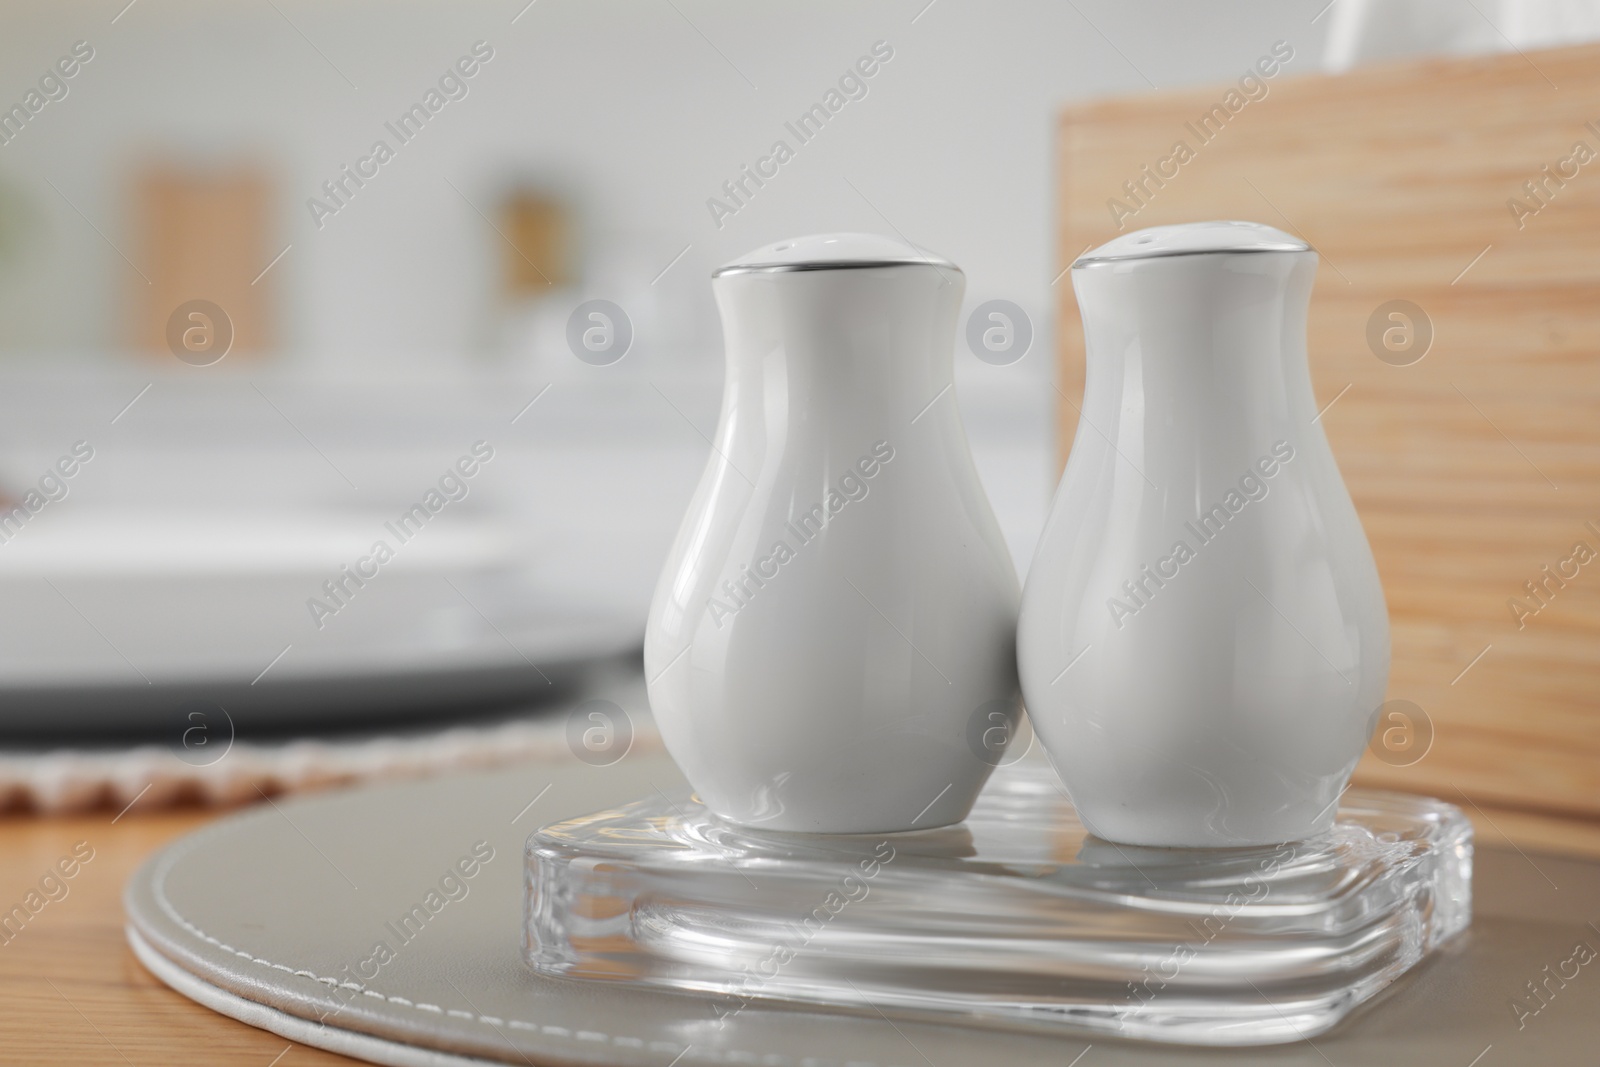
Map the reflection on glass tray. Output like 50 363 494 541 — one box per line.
526 759 1472 1047
0 510 640 734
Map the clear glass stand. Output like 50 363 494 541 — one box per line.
524 761 1472 1046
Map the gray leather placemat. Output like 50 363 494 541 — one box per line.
125 751 1600 1066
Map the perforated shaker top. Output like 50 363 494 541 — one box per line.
714 232 959 277
1073 221 1310 267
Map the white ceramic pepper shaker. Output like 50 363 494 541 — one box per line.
1019 221 1389 848
645 234 1020 834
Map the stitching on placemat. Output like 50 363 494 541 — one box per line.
145 815 907 1067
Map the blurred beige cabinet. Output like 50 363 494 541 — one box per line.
134 166 272 357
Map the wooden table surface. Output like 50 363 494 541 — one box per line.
5 790 1599 1067
0 806 360 1067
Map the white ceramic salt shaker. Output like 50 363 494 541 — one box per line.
645 234 1020 834
1019 221 1389 847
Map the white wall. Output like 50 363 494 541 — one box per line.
0 0 1332 366
0 1 1337 592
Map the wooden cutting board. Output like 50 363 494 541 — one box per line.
1055 42 1600 825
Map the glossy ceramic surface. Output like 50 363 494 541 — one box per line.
1019 221 1390 847
645 234 1020 833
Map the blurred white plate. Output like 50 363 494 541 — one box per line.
0 509 640 736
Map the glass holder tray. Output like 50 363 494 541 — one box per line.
524 760 1472 1047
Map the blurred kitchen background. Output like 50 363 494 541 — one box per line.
0 0 1593 745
